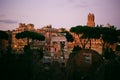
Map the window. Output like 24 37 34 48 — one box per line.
83 53 92 64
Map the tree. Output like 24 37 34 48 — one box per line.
97 26 120 60
94 58 120 80
15 31 45 52
65 31 74 42
70 25 101 49
59 31 74 42
0 30 9 53
101 27 118 49
0 30 9 40
59 30 74 60
72 45 81 52
116 45 120 51
81 26 101 49
16 31 45 45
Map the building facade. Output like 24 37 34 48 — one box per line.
11 24 69 62
12 23 39 52
50 33 68 63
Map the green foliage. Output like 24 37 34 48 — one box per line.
116 45 120 51
101 27 118 44
6 45 12 54
15 31 45 41
72 45 81 52
60 31 74 42
70 25 120 50
36 49 44 59
0 52 67 80
15 31 45 46
65 31 74 42
24 45 31 53
94 59 120 80
81 27 101 39
0 30 9 40
70 25 84 34
70 25 101 48
70 26 101 39
103 48 116 60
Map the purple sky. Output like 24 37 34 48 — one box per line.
0 0 120 30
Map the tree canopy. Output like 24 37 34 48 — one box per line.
60 31 74 42
0 30 9 40
15 31 45 45
70 25 101 39
70 25 120 50
101 27 119 45
70 25 101 48
15 31 45 41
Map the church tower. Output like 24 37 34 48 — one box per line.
87 13 95 27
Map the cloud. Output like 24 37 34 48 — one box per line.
75 4 87 8
67 0 88 8
0 19 18 24
68 0 86 3
0 14 6 17
67 0 74 2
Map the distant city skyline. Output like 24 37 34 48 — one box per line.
0 0 120 30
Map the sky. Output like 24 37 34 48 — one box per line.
0 0 120 30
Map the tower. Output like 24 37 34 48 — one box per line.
87 13 95 27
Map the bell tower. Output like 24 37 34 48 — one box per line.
87 13 95 27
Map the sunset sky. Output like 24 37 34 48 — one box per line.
0 0 120 30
